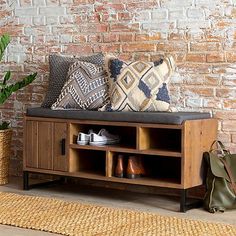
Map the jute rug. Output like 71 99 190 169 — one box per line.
0 192 235 236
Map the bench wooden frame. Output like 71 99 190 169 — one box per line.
23 116 217 212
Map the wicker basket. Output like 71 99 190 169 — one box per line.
0 129 12 185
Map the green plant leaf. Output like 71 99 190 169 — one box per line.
0 72 37 104
3 71 11 86
0 34 10 61
0 121 10 130
0 33 37 128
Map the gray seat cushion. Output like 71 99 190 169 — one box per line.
27 107 212 125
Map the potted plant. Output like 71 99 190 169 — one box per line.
0 34 37 184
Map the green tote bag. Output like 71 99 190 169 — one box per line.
204 141 236 213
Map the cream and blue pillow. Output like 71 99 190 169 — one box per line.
103 56 175 112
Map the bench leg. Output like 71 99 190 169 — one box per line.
180 189 187 212
23 171 65 190
23 171 29 190
180 189 203 212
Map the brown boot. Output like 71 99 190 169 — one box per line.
115 154 124 178
138 156 146 176
127 156 141 179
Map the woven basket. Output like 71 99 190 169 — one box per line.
0 129 12 185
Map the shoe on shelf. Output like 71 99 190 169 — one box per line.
137 156 147 176
127 156 142 179
77 130 93 145
115 154 125 178
90 129 120 146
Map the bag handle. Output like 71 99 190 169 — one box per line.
210 140 230 156
210 140 235 192
220 158 236 195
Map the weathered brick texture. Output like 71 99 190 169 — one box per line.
0 0 236 175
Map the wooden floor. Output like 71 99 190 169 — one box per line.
0 177 235 236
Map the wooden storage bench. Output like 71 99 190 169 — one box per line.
23 108 218 212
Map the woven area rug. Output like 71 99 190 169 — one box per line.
0 192 235 236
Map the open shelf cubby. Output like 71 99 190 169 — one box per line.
70 123 137 150
138 127 182 153
69 149 106 177
110 152 181 185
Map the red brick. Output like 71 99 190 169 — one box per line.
80 23 108 33
101 14 117 22
122 43 155 52
204 75 221 86
205 30 224 41
223 100 236 109
190 42 222 51
110 23 139 32
184 87 214 97
74 0 95 3
108 3 125 11
119 33 134 42
87 13 101 23
65 44 92 54
222 120 236 131
48 46 62 53
103 34 118 43
226 52 236 62
73 35 87 43
135 33 161 41
186 53 206 62
0 26 23 36
133 53 150 61
203 98 222 109
218 133 231 143
212 64 230 74
206 53 225 63
216 89 235 98
216 20 235 28
88 34 103 43
168 32 186 40
118 12 133 21
156 42 187 52
94 44 121 53
178 63 211 74
126 2 156 11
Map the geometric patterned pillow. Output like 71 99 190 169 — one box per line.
104 56 176 112
51 61 109 110
41 53 104 108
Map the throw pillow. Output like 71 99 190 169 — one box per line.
103 56 175 112
51 61 109 110
41 53 104 108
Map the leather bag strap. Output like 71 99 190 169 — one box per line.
220 158 236 195
210 140 230 156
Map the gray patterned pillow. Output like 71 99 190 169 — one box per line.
41 53 104 108
51 61 109 110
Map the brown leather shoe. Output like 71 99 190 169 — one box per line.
115 154 124 178
138 156 146 176
127 156 142 179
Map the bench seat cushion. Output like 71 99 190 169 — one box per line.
26 107 211 125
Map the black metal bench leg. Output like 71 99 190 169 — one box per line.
23 171 66 190
23 171 29 190
180 189 187 212
180 188 203 212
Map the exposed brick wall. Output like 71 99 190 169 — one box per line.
0 0 236 175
